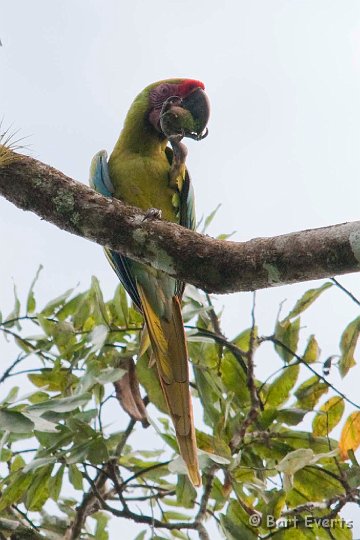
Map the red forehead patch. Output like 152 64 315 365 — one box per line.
178 79 205 96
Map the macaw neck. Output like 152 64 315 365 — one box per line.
112 97 168 157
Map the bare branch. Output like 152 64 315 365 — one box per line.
230 293 261 451
64 419 136 539
1 152 360 293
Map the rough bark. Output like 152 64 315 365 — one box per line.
0 151 360 294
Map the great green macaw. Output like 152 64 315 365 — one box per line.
90 79 210 487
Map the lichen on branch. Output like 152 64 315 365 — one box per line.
0 149 360 294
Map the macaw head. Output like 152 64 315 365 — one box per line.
144 78 210 141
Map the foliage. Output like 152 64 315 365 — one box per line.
0 271 359 539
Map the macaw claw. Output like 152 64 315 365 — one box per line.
143 208 162 221
186 127 209 141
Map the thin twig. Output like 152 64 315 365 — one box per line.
331 277 360 307
64 418 137 539
230 293 261 451
0 354 27 383
82 471 209 537
267 336 360 410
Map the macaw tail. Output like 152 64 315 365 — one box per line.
137 284 201 487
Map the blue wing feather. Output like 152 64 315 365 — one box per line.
89 150 114 197
90 147 195 305
90 151 142 310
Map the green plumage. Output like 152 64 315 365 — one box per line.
90 78 209 486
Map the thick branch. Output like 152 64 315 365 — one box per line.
1 152 360 294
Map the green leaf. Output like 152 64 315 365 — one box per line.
93 511 110 540
295 376 329 410
196 431 231 460
11 455 25 472
0 409 34 433
113 284 129 325
87 438 109 464
339 411 360 460
52 321 77 356
339 316 360 377
91 276 110 325
209 477 228 511
201 203 221 233
263 489 286 520
26 264 43 314
289 465 344 503
28 368 78 392
171 531 188 540
90 324 108 351
4 284 21 328
57 292 86 320
274 318 300 363
265 363 300 408
276 448 315 475
23 411 59 433
93 367 125 385
48 464 65 501
221 353 249 404
27 393 91 413
0 448 11 462
232 327 257 352
133 532 147 540
37 313 56 336
176 475 196 508
276 408 308 426
276 430 337 453
194 367 221 426
303 335 320 364
217 231 236 241
66 441 90 464
136 355 167 413
0 386 19 405
25 464 52 511
163 511 190 521
0 471 34 511
23 456 57 473
41 287 74 316
68 464 83 490
221 500 258 540
312 397 345 436
286 282 332 319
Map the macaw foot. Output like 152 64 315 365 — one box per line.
143 208 162 221
168 136 188 189
159 96 185 138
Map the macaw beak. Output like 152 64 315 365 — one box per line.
181 87 210 139
159 88 210 141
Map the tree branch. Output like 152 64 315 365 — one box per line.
1 151 360 294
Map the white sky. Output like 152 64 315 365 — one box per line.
2 0 360 537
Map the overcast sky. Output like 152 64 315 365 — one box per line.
2 1 360 537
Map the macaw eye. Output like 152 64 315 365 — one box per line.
157 84 171 97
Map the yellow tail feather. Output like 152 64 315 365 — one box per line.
137 285 201 487
138 326 151 358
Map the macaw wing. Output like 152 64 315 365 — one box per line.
165 146 196 298
89 150 142 310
